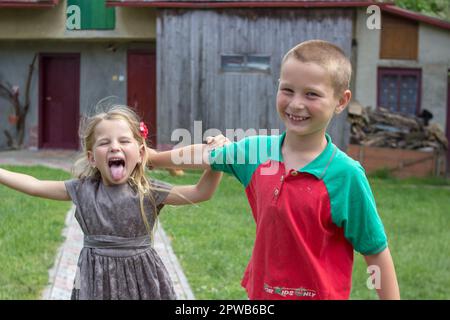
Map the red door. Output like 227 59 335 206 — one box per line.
39 53 80 149
127 50 157 147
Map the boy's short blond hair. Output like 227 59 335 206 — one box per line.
282 40 352 97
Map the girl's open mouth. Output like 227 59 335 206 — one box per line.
108 158 126 181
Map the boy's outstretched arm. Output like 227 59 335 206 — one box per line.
364 247 400 300
0 168 70 201
163 169 223 205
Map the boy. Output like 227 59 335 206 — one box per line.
149 40 400 300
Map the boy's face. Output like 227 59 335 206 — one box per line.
276 57 350 138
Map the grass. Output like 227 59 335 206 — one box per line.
153 170 254 299
0 165 71 299
369 168 450 186
1 165 448 299
153 170 450 300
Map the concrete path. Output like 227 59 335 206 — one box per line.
0 149 195 300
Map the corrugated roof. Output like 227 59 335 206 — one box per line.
0 0 59 7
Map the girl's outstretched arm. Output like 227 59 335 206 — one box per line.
0 168 70 201
147 135 231 170
147 144 211 170
163 169 223 205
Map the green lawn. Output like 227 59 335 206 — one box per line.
1 165 448 299
0 165 71 299
153 170 450 300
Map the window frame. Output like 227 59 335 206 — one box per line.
220 53 271 74
377 67 422 116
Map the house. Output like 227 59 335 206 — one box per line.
352 4 450 172
1 0 449 163
0 0 158 149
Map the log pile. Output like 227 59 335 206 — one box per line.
348 101 448 152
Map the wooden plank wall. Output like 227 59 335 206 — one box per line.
157 8 353 149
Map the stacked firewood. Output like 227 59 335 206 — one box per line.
348 101 448 151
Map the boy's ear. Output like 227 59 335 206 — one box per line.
335 89 352 114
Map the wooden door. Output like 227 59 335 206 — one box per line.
127 50 157 147
39 53 80 149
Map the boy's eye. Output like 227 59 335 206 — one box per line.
281 88 294 94
306 92 319 97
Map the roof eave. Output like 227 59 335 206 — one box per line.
0 0 59 8
382 5 450 31
106 1 382 9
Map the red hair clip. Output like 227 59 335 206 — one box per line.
139 122 148 139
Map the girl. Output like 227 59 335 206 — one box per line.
0 106 222 300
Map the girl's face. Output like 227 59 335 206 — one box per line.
88 118 144 186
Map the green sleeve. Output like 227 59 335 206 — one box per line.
327 163 388 255
208 135 269 187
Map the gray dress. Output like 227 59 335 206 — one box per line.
64 177 176 300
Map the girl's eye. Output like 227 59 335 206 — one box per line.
281 88 294 94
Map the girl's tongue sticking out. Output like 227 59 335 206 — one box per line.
109 159 126 181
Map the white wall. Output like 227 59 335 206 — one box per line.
354 8 450 131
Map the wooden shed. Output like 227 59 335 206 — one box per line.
109 0 372 150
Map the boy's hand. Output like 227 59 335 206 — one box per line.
205 134 231 150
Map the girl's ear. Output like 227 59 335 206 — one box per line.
335 89 352 114
87 151 96 167
139 144 145 164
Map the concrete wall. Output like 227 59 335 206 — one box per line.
0 41 154 149
0 0 157 40
354 8 450 131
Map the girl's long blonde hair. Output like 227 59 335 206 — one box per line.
73 105 157 241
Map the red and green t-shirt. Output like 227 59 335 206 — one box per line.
209 132 387 300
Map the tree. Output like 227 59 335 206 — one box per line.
394 0 450 21
0 54 37 149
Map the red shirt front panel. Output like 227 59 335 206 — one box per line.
242 160 354 300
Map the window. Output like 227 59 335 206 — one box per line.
67 0 115 30
380 13 418 60
221 54 271 73
378 68 421 115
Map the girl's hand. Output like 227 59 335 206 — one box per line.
163 169 223 205
205 134 231 150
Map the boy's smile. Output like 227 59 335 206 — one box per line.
88 119 143 186
276 58 349 139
